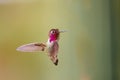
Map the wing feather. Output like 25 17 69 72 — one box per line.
16 42 46 52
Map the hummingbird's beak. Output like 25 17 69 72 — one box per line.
59 30 67 33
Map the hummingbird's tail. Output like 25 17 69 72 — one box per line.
49 56 59 66
54 59 58 66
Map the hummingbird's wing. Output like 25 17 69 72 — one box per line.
16 43 46 52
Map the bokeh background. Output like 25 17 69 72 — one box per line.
0 0 120 80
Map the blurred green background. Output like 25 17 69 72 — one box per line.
0 0 120 80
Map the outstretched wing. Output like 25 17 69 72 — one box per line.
16 42 46 52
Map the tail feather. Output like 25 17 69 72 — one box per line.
54 59 58 66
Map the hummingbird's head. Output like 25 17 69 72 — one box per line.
49 29 60 42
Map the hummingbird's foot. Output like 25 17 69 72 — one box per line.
54 59 58 66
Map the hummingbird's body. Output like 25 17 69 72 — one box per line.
46 39 59 65
46 29 60 65
17 29 65 66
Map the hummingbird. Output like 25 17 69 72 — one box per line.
16 29 66 66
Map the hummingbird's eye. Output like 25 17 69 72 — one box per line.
51 31 55 34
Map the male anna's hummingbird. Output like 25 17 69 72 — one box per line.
16 29 66 66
